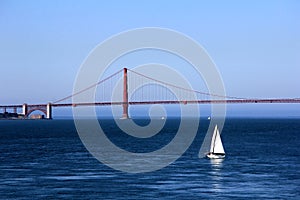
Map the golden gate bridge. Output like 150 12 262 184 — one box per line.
1 68 300 119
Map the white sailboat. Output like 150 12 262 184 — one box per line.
206 125 225 159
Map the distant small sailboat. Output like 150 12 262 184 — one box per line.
207 125 225 159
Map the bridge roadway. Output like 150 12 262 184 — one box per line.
1 98 300 109
52 98 300 106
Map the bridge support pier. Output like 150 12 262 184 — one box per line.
121 67 129 119
47 103 52 119
22 103 28 116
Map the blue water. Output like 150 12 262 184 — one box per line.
0 118 299 199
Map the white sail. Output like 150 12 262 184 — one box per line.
209 125 218 153
213 128 225 154
210 125 225 154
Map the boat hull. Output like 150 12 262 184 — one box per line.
206 153 225 159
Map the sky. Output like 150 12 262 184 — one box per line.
0 0 299 117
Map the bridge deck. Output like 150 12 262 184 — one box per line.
1 99 300 108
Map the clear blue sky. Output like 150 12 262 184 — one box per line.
0 0 299 117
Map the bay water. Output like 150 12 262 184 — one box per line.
0 118 299 199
